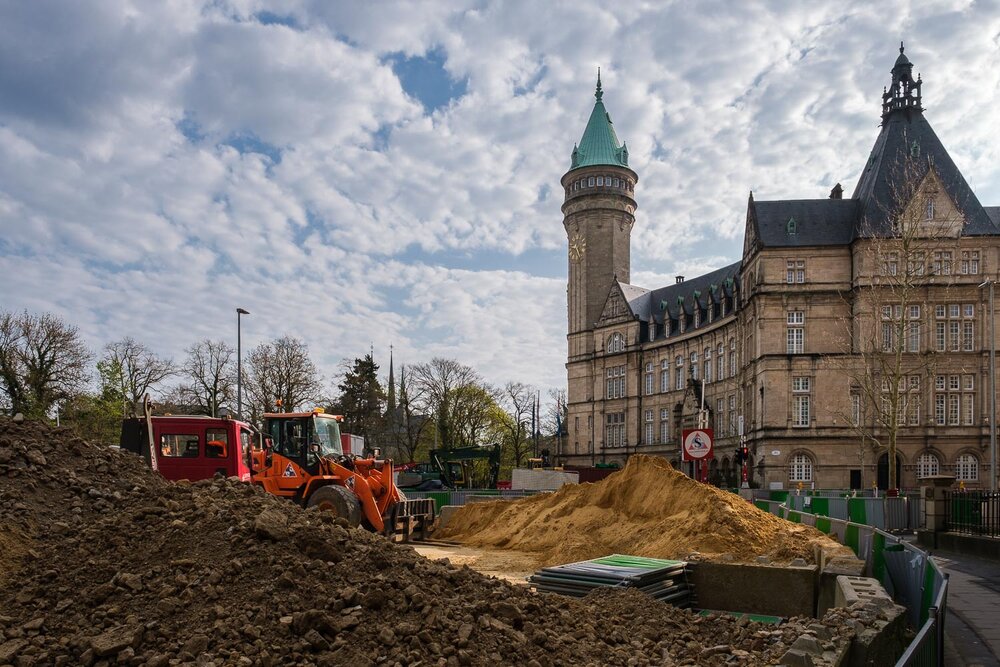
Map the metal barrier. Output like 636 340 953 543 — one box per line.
753 498 948 666
944 489 1000 538
761 491 923 532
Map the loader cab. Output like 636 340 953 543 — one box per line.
262 411 344 476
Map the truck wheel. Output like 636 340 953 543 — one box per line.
306 485 362 527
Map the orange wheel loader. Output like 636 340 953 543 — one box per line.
250 409 434 540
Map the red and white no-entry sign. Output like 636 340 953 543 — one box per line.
681 428 714 461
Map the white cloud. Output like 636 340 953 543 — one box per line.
1 0 999 397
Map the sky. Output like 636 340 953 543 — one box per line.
2 0 1000 398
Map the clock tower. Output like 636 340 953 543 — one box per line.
562 71 638 361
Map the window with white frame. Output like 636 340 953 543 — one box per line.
704 347 712 383
931 251 952 275
690 352 699 381
729 339 736 378
956 454 979 481
659 408 670 443
881 251 899 276
787 311 804 354
605 412 625 448
649 320 657 340
916 453 940 479
786 259 805 284
728 394 736 436
908 251 926 276
660 359 670 393
644 362 654 395
644 410 654 445
925 198 935 220
717 398 725 433
789 453 813 482
607 332 626 353
792 377 810 427
675 355 684 390
717 343 725 379
851 393 861 426
960 250 980 275
907 305 921 352
934 373 974 426
606 366 626 399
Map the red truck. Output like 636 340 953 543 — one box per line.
120 414 255 482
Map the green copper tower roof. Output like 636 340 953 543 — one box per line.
570 70 629 171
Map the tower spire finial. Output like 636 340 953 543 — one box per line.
595 67 603 101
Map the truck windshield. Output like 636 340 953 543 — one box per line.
311 417 343 458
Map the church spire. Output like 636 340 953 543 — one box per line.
387 345 396 412
570 69 629 170
882 42 922 121
595 67 603 101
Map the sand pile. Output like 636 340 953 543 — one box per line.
439 455 851 566
0 419 861 666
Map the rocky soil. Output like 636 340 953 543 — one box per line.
0 419 884 666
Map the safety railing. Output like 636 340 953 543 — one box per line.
755 490 923 532
944 489 1000 538
401 488 542 513
753 498 948 666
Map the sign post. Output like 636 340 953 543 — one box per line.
682 428 714 483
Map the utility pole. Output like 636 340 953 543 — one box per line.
237 308 250 421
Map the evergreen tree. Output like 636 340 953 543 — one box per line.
336 354 386 444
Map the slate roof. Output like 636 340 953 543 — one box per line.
986 207 1000 227
750 199 859 247
569 74 630 171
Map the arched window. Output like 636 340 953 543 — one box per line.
956 454 979 481
789 453 813 482
916 453 940 479
607 332 625 353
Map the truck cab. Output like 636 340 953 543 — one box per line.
120 415 254 482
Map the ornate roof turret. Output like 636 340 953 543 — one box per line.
882 42 922 120
570 69 630 171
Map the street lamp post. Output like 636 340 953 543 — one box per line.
237 308 250 421
980 280 997 491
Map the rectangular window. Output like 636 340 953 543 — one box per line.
645 363 654 395
963 321 974 352
660 408 670 443
949 375 960 391
786 259 805 284
717 344 725 378
787 311 804 354
881 322 895 352
717 398 725 433
909 252 926 276
882 252 898 276
963 394 974 426
160 434 199 458
690 352 699 381
935 305 946 319
792 377 810 392
675 356 684 390
851 394 861 426
961 251 981 275
704 348 712 383
605 412 625 448
728 395 736 436
948 394 960 425
660 360 670 393
908 322 920 352
644 410 654 444
949 321 961 351
205 429 229 458
963 374 975 390
792 396 810 427
936 322 946 351
935 394 946 425
606 366 627 399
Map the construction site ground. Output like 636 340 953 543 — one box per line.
0 419 906 666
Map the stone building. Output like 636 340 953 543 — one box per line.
561 48 1000 490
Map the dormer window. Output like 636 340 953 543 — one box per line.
613 177 620 187
588 177 595 187
597 176 604 186
649 320 657 340
787 217 797 235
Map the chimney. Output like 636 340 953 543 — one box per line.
829 183 843 200
676 276 685 284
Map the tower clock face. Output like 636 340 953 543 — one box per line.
569 233 586 261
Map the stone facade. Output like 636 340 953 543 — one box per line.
560 50 1000 490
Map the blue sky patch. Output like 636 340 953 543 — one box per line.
222 133 282 164
387 48 468 112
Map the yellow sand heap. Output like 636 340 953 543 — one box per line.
438 455 850 566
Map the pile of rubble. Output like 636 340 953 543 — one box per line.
0 419 877 666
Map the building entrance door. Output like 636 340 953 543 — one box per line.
850 469 862 490
877 453 901 490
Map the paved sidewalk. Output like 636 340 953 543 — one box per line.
929 548 1000 666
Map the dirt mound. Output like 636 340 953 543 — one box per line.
0 420 855 666
439 455 850 566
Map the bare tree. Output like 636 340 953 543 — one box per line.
836 152 963 490
177 339 235 417
497 381 537 467
384 364 431 462
0 311 91 417
409 357 480 449
102 337 176 414
244 336 321 423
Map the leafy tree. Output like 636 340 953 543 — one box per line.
0 310 91 417
244 336 321 423
177 339 235 417
102 336 176 414
334 354 386 444
59 359 127 444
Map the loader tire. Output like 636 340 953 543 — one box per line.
306 485 362 528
